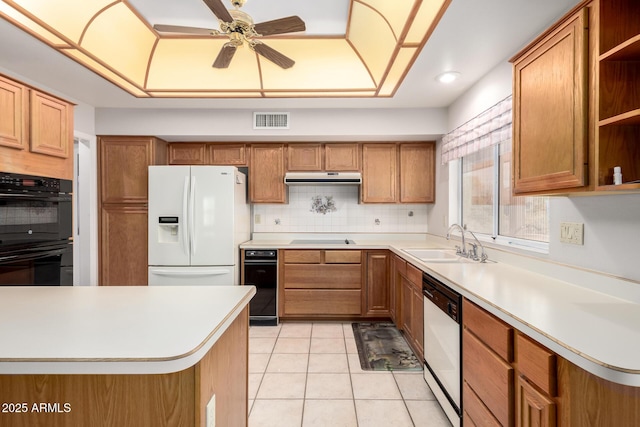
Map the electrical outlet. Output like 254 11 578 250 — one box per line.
254 214 261 224
560 222 584 245
206 394 215 427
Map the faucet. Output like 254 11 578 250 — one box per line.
465 230 488 263
446 224 467 257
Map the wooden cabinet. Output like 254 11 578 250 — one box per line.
168 143 206 164
362 143 397 203
287 144 323 171
210 143 246 165
98 136 167 286
280 250 362 317
463 299 515 427
250 144 286 203
0 74 73 179
362 142 435 203
325 143 360 171
364 251 390 316
512 6 590 194
399 142 435 203
397 261 424 361
168 143 247 166
597 0 640 190
0 75 28 150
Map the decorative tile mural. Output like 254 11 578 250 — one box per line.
252 185 428 233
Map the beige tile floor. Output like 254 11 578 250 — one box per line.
248 321 452 427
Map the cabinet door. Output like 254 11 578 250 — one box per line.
100 205 148 286
250 144 286 203
0 76 28 150
287 144 323 171
412 285 424 361
362 143 397 203
365 251 390 316
400 142 435 203
30 91 71 158
325 143 360 171
512 9 588 194
401 277 414 340
210 143 246 165
99 137 165 203
516 376 556 427
168 143 206 164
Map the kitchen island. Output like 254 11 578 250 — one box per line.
0 285 255 427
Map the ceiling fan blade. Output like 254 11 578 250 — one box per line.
203 0 234 23
252 42 295 69
253 16 306 37
154 24 216 35
213 43 238 68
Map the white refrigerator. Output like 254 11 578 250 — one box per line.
147 165 250 285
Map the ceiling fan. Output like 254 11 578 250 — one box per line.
154 0 306 69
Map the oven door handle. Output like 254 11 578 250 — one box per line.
0 247 68 263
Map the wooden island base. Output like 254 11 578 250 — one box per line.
0 308 248 427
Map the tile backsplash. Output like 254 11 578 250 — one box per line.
252 185 428 233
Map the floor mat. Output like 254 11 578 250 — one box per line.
351 322 423 371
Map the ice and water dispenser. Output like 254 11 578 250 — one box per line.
157 216 180 243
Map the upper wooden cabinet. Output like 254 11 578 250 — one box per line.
250 144 286 203
400 142 435 203
168 143 206 164
29 91 71 159
287 144 323 171
597 0 640 190
362 143 397 203
325 143 360 171
99 136 167 204
362 142 435 203
286 143 360 172
168 143 247 166
0 75 28 150
0 74 73 179
512 6 589 194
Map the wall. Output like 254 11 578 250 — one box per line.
253 185 428 233
440 60 640 283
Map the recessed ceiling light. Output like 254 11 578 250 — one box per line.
435 71 461 84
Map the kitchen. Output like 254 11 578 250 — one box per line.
1 0 640 426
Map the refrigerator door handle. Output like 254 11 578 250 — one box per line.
150 268 232 277
190 175 197 256
182 176 190 256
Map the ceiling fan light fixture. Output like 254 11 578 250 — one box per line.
436 71 461 84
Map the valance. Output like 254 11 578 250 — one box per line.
441 95 512 164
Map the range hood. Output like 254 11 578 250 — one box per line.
284 172 362 185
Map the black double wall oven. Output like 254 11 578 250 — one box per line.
0 172 73 286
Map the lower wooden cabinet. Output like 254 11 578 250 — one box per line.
516 376 556 427
280 250 362 318
364 251 390 316
397 261 424 361
100 205 148 286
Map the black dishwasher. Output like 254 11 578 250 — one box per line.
243 249 278 326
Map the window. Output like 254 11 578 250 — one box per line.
458 142 549 248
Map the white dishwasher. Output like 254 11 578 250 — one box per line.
423 272 462 427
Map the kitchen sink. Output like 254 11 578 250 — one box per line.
401 248 473 263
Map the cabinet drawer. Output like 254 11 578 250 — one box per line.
406 263 422 289
325 250 361 264
463 381 502 427
283 289 361 315
517 333 557 396
463 299 514 362
463 329 514 427
283 250 321 264
283 264 362 289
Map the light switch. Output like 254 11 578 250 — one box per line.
560 222 584 245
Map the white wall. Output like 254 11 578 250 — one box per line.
440 60 640 282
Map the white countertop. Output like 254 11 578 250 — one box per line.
241 234 640 387
0 285 255 375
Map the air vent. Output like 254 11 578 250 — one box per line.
254 112 289 129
